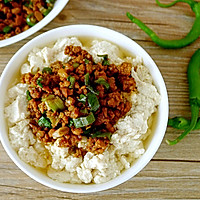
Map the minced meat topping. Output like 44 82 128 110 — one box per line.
21 45 137 157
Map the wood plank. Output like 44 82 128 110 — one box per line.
0 159 199 199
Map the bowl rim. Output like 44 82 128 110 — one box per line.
0 0 69 48
0 24 169 193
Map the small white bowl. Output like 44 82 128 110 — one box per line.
0 25 168 193
0 0 69 48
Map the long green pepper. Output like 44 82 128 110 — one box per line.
168 117 200 130
167 49 200 145
127 0 200 49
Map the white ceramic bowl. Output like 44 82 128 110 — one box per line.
0 0 69 48
0 25 168 193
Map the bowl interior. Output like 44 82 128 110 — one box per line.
0 0 69 48
0 25 168 193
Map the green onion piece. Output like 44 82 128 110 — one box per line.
42 7 52 16
102 60 110 66
46 0 56 3
38 116 52 128
73 113 95 128
3 26 11 33
97 54 110 66
68 119 74 127
67 75 76 88
85 72 90 85
85 59 89 64
84 72 99 95
48 116 59 128
24 2 29 7
42 67 52 74
87 92 100 112
72 62 79 68
26 14 36 27
83 128 92 137
78 94 87 104
92 131 112 140
95 77 110 90
87 85 99 95
42 95 65 112
4 0 12 4
26 90 32 101
80 108 88 114
37 77 43 88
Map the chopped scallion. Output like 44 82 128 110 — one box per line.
73 113 95 128
3 26 11 33
42 95 65 112
85 72 90 85
38 116 52 128
85 59 89 64
95 77 110 90
92 131 112 140
42 67 52 74
67 75 76 88
97 54 110 66
87 92 100 112
78 94 87 104
37 77 43 88
68 119 74 127
80 108 88 114
72 62 79 68
26 90 32 101
87 85 99 95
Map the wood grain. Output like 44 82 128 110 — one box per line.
0 0 200 199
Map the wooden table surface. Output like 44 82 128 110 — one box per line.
0 0 200 199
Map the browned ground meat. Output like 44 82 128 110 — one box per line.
22 45 137 157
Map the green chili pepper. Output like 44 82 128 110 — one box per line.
166 49 200 145
95 77 110 90
67 75 76 88
87 85 100 95
24 2 29 7
92 131 112 140
47 115 59 128
37 77 43 88
85 73 90 85
73 113 95 128
168 117 200 130
82 128 92 137
78 94 87 104
84 73 99 95
24 0 33 7
42 95 65 112
87 92 100 112
80 108 88 114
4 0 12 4
3 26 12 33
42 67 52 74
42 7 52 16
26 90 32 101
38 116 52 129
127 0 200 49
97 54 110 66
72 62 79 68
85 59 89 64
68 119 74 127
26 14 37 27
46 0 56 3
